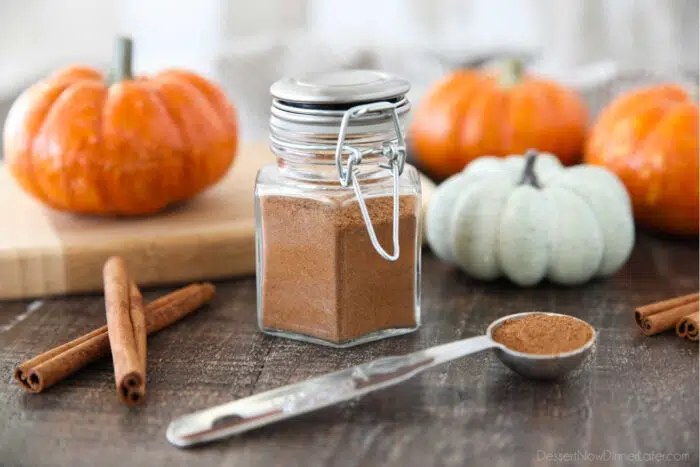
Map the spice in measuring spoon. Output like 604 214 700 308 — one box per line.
492 313 594 354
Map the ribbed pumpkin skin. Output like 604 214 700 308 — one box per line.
584 85 698 236
409 69 588 179
3 66 238 216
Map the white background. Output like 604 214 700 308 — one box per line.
1 0 697 139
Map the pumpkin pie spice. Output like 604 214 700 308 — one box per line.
259 193 419 344
492 314 594 355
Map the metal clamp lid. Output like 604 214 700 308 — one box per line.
334 101 407 262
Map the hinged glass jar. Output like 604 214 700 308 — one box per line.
255 70 422 348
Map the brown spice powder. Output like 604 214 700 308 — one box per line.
259 194 418 345
492 314 594 355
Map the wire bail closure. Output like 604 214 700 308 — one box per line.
334 101 407 262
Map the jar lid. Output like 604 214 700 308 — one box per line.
270 69 410 105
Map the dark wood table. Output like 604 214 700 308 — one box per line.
0 231 697 467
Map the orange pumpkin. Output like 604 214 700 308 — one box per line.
409 61 588 179
2 37 238 216
585 84 698 236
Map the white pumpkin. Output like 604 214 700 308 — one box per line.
426 151 635 286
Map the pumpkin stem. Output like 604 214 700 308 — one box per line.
109 36 134 84
498 59 524 88
519 150 540 188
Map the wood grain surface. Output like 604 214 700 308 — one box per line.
0 232 697 467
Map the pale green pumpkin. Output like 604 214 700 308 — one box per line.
426 151 635 286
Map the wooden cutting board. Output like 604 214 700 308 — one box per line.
0 142 276 300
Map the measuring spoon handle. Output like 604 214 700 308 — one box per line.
167 335 496 447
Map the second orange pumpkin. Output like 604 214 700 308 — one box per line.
409 61 588 178
585 84 699 236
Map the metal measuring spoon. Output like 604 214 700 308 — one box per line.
167 312 596 448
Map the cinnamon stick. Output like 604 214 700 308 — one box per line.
635 293 700 336
676 311 700 341
635 292 699 320
14 283 215 393
130 280 147 391
104 257 146 405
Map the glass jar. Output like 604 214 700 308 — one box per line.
255 70 422 348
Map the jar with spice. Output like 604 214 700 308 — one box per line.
255 70 422 347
